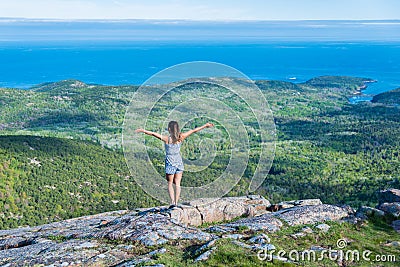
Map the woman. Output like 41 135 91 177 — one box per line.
135 121 214 207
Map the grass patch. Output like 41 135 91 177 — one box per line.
46 235 70 243
268 220 400 266
147 217 399 266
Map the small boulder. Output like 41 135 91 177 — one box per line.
392 220 400 233
378 189 400 204
221 234 244 240
291 226 313 239
194 247 216 262
194 239 219 255
290 232 306 239
302 226 313 234
383 241 400 247
310 245 326 251
147 248 167 256
376 202 400 217
356 206 385 219
278 199 322 209
315 223 331 232
259 243 275 251
248 234 271 245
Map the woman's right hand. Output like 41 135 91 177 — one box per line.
135 128 145 133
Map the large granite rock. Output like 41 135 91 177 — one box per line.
378 189 400 204
170 195 271 226
169 205 202 226
0 210 133 266
0 208 213 266
0 239 136 266
0 196 358 266
92 211 214 246
0 210 128 242
275 204 354 226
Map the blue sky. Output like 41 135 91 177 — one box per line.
0 0 399 20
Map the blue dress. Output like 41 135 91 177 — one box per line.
165 136 184 174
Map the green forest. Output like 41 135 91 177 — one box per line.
0 76 399 229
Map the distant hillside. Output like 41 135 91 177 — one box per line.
1 76 399 229
0 76 372 146
0 80 138 148
372 87 400 105
0 135 159 229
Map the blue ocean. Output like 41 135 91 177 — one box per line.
0 20 399 96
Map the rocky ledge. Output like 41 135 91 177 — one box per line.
0 191 399 266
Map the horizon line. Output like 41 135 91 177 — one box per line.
1 17 400 23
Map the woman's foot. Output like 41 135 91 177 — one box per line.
169 204 176 209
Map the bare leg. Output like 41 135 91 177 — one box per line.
166 174 175 205
173 172 182 205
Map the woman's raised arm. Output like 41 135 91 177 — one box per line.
135 128 168 142
181 122 214 140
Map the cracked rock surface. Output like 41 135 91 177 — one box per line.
0 195 355 266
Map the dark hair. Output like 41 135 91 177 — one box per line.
168 121 182 143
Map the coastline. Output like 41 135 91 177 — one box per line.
348 79 377 104
0 76 392 105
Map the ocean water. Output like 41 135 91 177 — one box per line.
0 20 399 95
